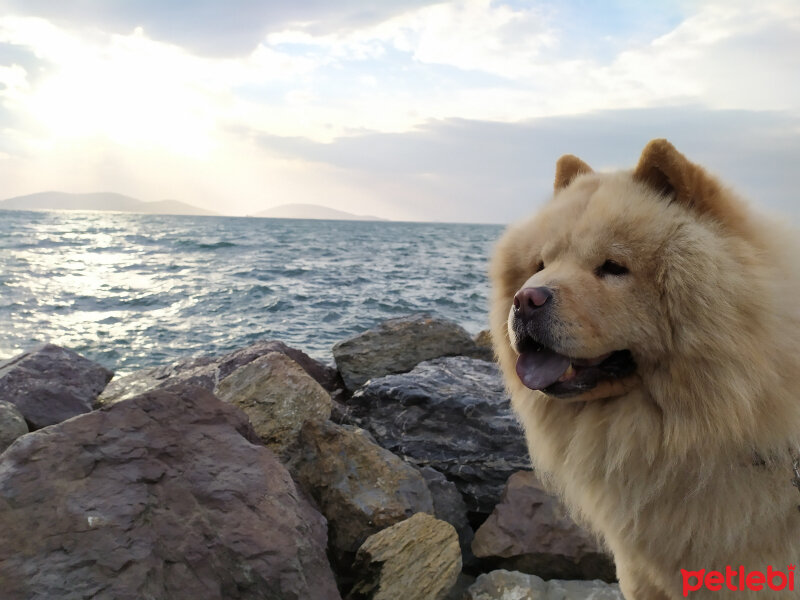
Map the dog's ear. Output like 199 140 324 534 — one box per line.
554 155 593 191
633 139 695 204
633 139 749 231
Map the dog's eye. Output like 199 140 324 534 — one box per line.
535 261 544 273
596 260 628 277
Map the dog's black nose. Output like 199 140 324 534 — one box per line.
513 287 553 321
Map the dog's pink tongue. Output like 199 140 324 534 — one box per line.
516 349 571 391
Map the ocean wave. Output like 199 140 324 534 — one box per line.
0 212 501 371
175 239 238 250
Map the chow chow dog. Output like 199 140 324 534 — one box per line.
489 139 800 599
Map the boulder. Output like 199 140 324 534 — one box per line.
346 356 529 515
472 329 495 361
464 570 623 600
215 352 332 456
347 513 461 600
0 385 340 600
471 471 615 581
0 343 113 429
98 339 339 405
332 314 478 391
0 400 28 453
96 355 215 405
289 420 434 568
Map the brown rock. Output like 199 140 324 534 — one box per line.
290 420 434 567
471 329 495 361
332 313 478 391
0 343 113 429
347 512 461 600
471 471 615 581
98 339 339 405
215 352 332 456
0 385 341 600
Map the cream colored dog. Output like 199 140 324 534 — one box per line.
489 139 800 599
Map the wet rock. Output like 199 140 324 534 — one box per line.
332 314 478 391
464 570 623 600
0 385 340 600
216 352 332 456
347 513 461 600
0 343 113 429
289 420 434 568
346 356 529 515
0 400 28 453
471 471 615 582
98 339 338 404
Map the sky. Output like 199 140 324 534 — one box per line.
0 0 798 223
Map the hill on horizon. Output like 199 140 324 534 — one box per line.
0 191 218 216
252 203 387 221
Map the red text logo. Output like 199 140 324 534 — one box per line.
681 565 795 596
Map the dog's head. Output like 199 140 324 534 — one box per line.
490 139 764 405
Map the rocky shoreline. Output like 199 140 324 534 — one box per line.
0 313 622 600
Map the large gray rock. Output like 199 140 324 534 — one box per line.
464 570 623 600
289 419 434 568
215 352 332 456
99 339 339 405
0 343 113 429
347 513 461 600
0 400 28 453
0 385 341 600
346 356 529 515
332 314 478 391
472 471 615 582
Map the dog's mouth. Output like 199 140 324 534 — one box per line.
514 336 637 399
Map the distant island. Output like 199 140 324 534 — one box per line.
0 192 218 216
252 203 387 221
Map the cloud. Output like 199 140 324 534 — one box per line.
251 106 800 223
0 2 798 224
0 0 438 56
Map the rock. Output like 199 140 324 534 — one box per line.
98 339 339 405
96 355 215 405
216 352 332 456
464 570 623 600
472 329 495 361
0 400 28 453
0 385 340 600
289 420 434 568
332 314 478 391
444 573 478 600
0 343 113 429
346 356 529 515
347 513 461 600
471 471 615 581
419 466 474 560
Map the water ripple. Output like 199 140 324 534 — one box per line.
0 209 503 374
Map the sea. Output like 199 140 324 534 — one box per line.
0 210 505 375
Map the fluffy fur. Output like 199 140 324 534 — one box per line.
489 139 800 599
